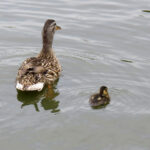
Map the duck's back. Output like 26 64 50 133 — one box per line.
89 93 109 107
16 55 61 91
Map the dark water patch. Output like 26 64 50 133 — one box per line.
121 59 133 63
142 10 150 13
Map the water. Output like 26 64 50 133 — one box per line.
0 0 150 149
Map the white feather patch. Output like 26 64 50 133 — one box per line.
16 82 44 91
16 82 23 90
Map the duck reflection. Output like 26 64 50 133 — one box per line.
17 83 60 113
41 86 60 113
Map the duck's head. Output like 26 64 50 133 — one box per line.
42 19 61 47
99 86 109 98
43 19 61 35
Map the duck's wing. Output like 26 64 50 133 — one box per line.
17 57 37 77
89 94 102 107
16 57 46 91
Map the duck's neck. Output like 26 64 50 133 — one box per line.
42 36 53 50
40 31 54 57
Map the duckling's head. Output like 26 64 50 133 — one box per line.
42 19 61 47
99 86 109 97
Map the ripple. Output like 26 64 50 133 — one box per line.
1 0 150 148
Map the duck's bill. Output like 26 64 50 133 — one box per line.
55 25 61 30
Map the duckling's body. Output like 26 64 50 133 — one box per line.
16 19 61 91
89 86 110 107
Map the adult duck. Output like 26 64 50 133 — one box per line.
16 19 61 91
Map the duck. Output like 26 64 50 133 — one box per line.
16 19 61 91
89 86 110 107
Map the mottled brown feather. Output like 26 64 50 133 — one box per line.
16 52 61 88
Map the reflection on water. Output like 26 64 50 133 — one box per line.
41 87 60 113
91 103 109 110
142 10 150 13
17 83 60 113
1 0 150 149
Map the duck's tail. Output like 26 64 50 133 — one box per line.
16 82 44 91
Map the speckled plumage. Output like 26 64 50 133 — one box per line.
16 19 61 91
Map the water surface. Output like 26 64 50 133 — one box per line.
0 0 150 149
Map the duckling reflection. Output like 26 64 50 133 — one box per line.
17 84 60 113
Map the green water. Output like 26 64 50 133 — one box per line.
0 0 150 149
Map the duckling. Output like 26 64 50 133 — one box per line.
89 86 110 107
16 19 61 91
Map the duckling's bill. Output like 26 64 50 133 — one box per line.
103 90 108 95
